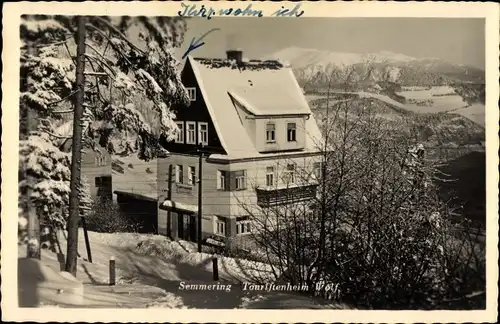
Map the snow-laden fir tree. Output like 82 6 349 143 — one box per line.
19 15 189 233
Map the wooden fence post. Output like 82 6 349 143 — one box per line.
109 256 116 285
212 256 219 281
81 217 92 263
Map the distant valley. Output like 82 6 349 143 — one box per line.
266 47 486 127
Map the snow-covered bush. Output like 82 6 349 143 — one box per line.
85 200 136 233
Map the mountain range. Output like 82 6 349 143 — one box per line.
265 47 485 90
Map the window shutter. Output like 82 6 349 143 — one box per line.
224 171 231 191
229 171 237 191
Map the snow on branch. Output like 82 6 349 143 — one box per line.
136 69 163 94
19 133 92 227
21 18 70 43
114 72 136 92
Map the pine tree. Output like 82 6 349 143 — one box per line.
19 15 189 269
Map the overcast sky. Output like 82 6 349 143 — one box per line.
171 18 485 69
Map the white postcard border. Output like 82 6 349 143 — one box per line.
2 1 498 322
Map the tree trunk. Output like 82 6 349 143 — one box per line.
25 43 41 259
65 15 86 276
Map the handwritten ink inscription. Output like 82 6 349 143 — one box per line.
178 3 304 20
182 28 220 59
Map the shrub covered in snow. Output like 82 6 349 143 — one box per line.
85 200 136 233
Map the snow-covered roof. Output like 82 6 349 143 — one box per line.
160 199 198 214
228 85 310 116
114 190 157 202
188 56 324 159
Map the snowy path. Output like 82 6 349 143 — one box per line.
19 230 349 309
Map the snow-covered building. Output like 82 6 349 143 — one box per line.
56 121 112 203
157 49 324 246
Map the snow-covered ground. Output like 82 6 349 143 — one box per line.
396 86 467 113
307 87 484 125
18 229 349 309
395 87 484 124
449 103 485 126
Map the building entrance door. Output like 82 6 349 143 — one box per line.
178 213 197 242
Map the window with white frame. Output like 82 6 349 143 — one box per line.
186 122 196 144
187 87 196 101
236 217 251 235
95 155 107 166
287 122 297 142
175 165 183 183
266 122 276 143
313 162 322 180
284 164 296 184
217 170 227 190
175 121 184 143
188 166 196 185
266 166 275 187
215 217 226 236
234 170 246 190
198 122 208 145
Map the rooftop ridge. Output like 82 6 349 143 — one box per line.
194 57 284 70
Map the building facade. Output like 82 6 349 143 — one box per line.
158 50 324 247
57 121 113 204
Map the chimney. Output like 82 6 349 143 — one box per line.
226 49 243 63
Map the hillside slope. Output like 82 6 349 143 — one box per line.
311 96 485 149
267 47 485 90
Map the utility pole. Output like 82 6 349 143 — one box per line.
197 143 204 253
167 164 173 238
65 16 86 276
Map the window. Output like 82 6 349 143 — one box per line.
284 164 295 184
217 170 227 190
175 121 184 143
234 170 246 190
95 155 107 166
95 176 112 202
186 122 196 144
313 162 323 179
215 217 226 236
188 166 196 186
266 122 276 143
236 217 251 235
175 165 183 183
198 122 208 145
217 170 246 191
287 122 297 142
266 166 275 187
187 87 196 101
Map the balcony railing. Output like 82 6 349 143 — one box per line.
255 183 318 207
